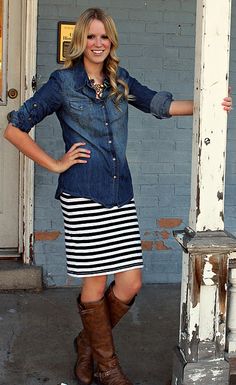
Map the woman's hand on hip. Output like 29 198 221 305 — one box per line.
54 142 91 173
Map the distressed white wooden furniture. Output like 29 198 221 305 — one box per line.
227 257 236 356
172 0 234 384
172 231 236 384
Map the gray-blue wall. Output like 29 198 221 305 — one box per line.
34 0 236 287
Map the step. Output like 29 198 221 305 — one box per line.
0 248 21 260
0 261 43 290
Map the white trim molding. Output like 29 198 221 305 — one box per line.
20 0 38 264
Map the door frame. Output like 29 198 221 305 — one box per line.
19 0 38 263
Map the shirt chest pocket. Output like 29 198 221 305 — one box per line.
68 99 93 127
108 98 128 123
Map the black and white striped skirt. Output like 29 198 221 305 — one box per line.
60 193 144 277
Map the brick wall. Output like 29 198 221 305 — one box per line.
35 0 236 287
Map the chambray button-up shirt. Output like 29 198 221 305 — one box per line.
8 61 173 208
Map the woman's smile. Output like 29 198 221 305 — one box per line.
83 19 111 67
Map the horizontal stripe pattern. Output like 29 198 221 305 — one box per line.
60 193 143 277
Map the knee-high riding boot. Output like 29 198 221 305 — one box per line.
74 329 94 385
74 281 135 385
79 296 133 385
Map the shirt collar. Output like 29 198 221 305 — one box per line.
73 60 89 91
73 59 110 92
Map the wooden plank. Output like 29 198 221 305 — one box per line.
189 0 232 232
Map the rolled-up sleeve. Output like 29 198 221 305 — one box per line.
7 70 63 133
119 67 174 119
150 91 173 119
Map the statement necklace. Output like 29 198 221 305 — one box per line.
89 78 105 98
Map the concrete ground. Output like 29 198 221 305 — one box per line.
0 284 180 385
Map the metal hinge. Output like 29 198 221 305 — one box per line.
31 75 37 92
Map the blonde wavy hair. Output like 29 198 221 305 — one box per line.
64 8 129 105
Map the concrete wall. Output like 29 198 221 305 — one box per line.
34 0 236 287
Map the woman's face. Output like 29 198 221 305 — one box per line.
83 19 112 68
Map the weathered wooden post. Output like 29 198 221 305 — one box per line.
172 1 236 384
227 259 236 356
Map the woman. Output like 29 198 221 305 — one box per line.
4 8 232 385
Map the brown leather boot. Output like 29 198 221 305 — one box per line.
105 281 135 327
79 296 133 385
74 282 135 385
74 330 94 385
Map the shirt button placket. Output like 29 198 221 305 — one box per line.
104 105 118 204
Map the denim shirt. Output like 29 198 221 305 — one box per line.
8 61 173 208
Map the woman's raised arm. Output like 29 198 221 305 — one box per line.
169 96 232 116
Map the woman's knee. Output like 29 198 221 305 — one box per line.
132 278 142 294
114 270 142 302
126 277 142 296
81 275 107 302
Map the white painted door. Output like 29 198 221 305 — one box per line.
0 0 22 248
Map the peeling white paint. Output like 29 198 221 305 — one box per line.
179 252 189 341
199 285 216 340
190 369 207 382
208 357 224 362
189 0 231 232
203 261 216 285
229 252 236 259
177 3 233 379
228 267 236 354
189 302 200 338
211 369 222 376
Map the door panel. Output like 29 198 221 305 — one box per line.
0 0 22 248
